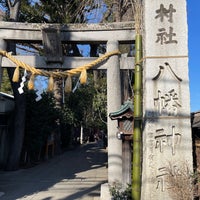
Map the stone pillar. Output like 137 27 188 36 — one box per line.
142 1 193 199
0 38 6 199
0 39 7 88
107 40 122 184
101 40 122 200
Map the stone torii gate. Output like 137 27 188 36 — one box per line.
0 21 135 199
0 0 194 198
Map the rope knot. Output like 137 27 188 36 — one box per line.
0 50 8 56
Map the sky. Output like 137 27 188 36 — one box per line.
187 1 200 112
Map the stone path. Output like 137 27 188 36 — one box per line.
0 142 108 200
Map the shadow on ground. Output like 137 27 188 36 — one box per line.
0 142 108 200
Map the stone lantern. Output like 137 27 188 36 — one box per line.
109 99 134 141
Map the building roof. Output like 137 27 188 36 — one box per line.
109 100 133 120
191 111 200 128
0 92 14 100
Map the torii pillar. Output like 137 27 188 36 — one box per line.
101 40 122 200
0 39 6 87
142 0 193 199
107 40 122 183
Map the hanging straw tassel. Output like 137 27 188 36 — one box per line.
79 68 87 84
12 66 20 82
65 75 72 93
47 75 54 92
28 74 35 90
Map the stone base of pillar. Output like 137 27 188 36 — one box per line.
100 183 112 200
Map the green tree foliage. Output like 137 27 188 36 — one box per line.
39 0 81 23
24 90 60 162
67 75 96 127
1 69 12 94
93 72 107 127
15 0 104 24
19 0 45 23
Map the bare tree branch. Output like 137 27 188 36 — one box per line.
13 0 20 7
6 0 12 9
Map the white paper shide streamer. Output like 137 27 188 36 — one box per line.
18 70 27 94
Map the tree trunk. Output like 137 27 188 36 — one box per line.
5 0 25 171
53 78 62 154
7 0 21 21
113 0 121 21
6 65 26 170
90 44 99 85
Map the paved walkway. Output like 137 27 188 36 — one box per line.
0 142 108 200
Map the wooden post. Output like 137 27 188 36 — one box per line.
122 141 132 185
